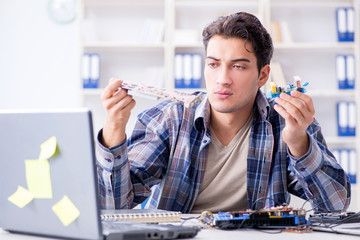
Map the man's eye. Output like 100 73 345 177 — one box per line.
233 65 245 69
207 62 218 68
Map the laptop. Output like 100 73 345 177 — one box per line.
311 222 360 236
0 109 199 240
309 212 360 236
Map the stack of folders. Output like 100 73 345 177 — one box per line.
82 53 100 88
101 209 181 223
336 7 354 42
336 54 355 89
332 149 357 184
174 53 202 89
337 101 356 137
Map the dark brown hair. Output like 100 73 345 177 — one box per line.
202 12 273 73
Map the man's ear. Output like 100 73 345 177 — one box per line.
258 65 270 88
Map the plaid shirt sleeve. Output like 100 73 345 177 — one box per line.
95 129 130 209
95 101 177 210
287 120 351 211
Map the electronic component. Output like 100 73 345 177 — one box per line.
309 211 360 224
200 211 214 226
214 206 309 229
267 76 309 99
120 81 202 108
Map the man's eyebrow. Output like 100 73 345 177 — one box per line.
206 56 250 63
206 56 220 61
231 58 250 63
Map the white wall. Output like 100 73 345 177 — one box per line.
0 0 80 109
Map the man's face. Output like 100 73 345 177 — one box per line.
204 35 268 114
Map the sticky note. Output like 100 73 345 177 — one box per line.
39 136 59 161
25 159 53 198
52 195 80 226
8 186 34 208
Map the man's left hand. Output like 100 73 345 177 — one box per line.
274 90 315 158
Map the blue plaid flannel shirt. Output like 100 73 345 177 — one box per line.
96 90 351 213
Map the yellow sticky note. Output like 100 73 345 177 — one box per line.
25 159 53 198
8 186 34 208
52 195 80 226
39 136 58 161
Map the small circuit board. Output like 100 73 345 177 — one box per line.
121 81 201 108
267 76 309 99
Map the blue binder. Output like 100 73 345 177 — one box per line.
335 148 357 184
348 149 357 184
336 7 355 42
337 101 356 136
346 54 355 89
174 53 203 88
174 53 184 88
82 53 100 88
336 54 346 89
346 7 355 42
183 54 192 88
82 53 91 88
336 54 356 89
347 102 356 136
192 53 202 88
90 53 100 88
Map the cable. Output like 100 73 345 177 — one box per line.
251 196 284 210
309 211 360 234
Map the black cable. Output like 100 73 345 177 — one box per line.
180 216 200 226
301 196 314 210
251 196 284 209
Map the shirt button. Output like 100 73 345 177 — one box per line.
203 140 207 143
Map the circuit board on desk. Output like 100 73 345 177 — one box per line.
214 206 309 229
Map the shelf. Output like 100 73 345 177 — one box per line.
83 42 166 49
274 42 356 50
174 43 204 48
84 0 165 6
307 90 356 98
270 0 354 3
174 0 259 6
326 136 357 145
82 88 103 95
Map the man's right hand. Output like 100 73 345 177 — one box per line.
100 78 136 148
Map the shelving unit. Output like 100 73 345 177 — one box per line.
79 0 359 211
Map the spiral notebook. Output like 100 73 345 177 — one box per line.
101 209 181 223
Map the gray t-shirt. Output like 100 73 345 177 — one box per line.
191 114 253 213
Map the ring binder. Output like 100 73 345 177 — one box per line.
101 209 181 223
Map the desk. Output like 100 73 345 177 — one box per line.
1 227 359 240
1 225 359 240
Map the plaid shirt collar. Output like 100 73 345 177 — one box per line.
193 90 271 132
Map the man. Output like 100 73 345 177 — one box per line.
96 12 351 213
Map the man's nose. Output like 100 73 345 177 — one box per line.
216 67 232 86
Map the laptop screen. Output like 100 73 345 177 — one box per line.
0 109 102 240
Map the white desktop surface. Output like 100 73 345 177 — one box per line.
1 224 359 240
